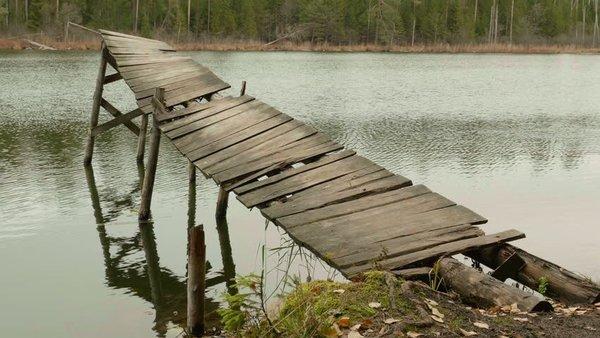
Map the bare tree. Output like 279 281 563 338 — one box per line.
510 0 515 44
133 0 139 33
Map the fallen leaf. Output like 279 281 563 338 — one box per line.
338 317 350 328
350 324 361 331
513 317 529 322
369 302 381 308
576 310 588 315
459 328 477 336
584 326 597 331
500 305 512 312
361 319 373 328
431 307 445 319
348 331 363 338
424 298 439 306
378 326 389 335
384 318 400 324
431 315 444 323
407 332 423 338
333 289 345 294
321 325 339 338
473 322 489 329
510 303 520 313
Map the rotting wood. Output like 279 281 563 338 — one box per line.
393 267 432 280
468 244 600 305
490 252 526 282
437 257 552 312
187 225 206 336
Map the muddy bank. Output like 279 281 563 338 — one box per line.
2 37 600 54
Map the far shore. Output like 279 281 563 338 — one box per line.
2 37 600 54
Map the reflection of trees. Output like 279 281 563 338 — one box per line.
84 165 236 337
314 115 592 176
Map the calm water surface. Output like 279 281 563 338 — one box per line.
1 51 599 337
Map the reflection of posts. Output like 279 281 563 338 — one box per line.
139 88 165 221
187 225 206 336
139 222 163 309
216 214 237 294
84 165 105 225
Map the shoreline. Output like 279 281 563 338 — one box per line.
2 37 600 54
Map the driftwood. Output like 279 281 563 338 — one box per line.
22 39 56 50
187 225 206 336
437 258 552 312
468 244 600 305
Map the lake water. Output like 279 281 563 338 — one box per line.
1 51 599 337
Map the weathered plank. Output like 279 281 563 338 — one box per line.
194 120 308 168
165 97 259 138
262 175 413 219
275 183 429 229
205 132 331 176
188 115 295 163
237 155 376 207
343 230 525 277
214 141 344 184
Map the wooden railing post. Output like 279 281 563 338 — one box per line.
187 225 206 336
84 44 108 165
138 88 164 220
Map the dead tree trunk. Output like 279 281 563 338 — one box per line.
468 244 600 305
437 258 552 312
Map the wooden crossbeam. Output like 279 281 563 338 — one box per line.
100 98 140 136
103 72 123 84
91 107 144 137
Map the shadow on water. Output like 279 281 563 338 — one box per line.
84 164 238 336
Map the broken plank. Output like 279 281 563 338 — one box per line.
343 230 525 277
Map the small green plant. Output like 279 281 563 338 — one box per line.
538 276 549 295
217 274 263 333
429 259 444 291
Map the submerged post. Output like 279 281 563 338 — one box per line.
139 88 164 220
187 225 206 336
84 44 108 165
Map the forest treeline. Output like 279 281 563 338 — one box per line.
1 0 600 46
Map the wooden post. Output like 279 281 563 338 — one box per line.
437 258 552 312
240 80 247 96
215 187 229 220
139 88 164 221
136 113 148 163
468 244 600 305
187 161 197 229
84 45 108 165
187 225 206 336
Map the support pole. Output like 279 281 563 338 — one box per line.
139 88 164 221
187 161 197 229
84 45 108 165
187 225 206 336
136 113 149 163
215 187 229 220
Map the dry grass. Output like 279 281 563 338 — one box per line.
1 34 599 54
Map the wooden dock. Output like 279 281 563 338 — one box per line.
84 30 599 309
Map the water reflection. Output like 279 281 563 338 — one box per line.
84 165 236 336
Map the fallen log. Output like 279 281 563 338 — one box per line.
467 244 600 305
437 257 553 312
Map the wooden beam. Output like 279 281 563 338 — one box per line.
103 72 123 84
84 45 108 165
91 107 144 137
100 98 140 136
